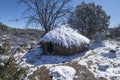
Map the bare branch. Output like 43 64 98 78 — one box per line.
17 0 71 33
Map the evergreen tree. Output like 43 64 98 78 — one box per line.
0 22 8 33
68 2 110 37
109 24 120 39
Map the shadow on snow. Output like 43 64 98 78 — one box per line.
22 47 86 66
90 41 105 49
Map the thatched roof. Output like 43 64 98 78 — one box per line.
40 24 90 48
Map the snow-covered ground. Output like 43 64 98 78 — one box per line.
12 40 120 80
78 40 120 80
1 35 119 80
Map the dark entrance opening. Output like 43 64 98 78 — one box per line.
47 42 54 53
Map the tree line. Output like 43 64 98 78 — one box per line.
17 0 111 38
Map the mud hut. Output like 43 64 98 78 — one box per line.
40 24 90 55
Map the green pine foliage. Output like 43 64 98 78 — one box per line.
68 2 110 38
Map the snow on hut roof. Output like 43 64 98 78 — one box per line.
40 24 90 48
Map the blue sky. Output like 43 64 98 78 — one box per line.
0 0 120 29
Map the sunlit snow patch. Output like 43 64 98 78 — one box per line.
49 66 76 80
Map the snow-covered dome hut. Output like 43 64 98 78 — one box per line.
40 24 90 55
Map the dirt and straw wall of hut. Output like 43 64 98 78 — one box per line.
41 42 85 55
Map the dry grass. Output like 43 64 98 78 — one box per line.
28 66 52 80
65 61 96 80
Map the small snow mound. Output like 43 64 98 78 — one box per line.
49 66 76 80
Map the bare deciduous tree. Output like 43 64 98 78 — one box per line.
17 0 71 33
